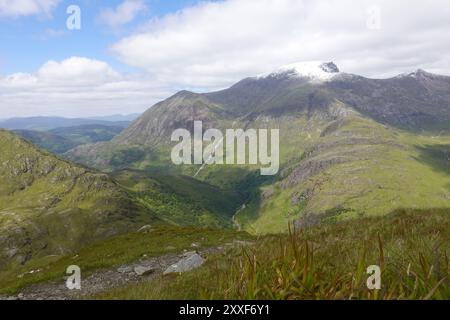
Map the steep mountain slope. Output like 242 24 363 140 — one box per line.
235 110 450 233
0 130 160 270
111 170 245 228
65 91 231 170
326 70 450 131
65 62 450 234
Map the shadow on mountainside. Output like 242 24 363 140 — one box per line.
414 144 450 176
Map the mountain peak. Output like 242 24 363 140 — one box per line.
319 62 340 73
396 68 446 80
262 61 340 82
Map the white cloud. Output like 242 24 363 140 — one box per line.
37 57 120 85
111 0 450 89
2 0 450 118
98 0 146 29
0 57 171 118
0 0 60 17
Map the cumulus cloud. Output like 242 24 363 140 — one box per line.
0 57 171 118
37 57 120 85
111 0 450 89
2 0 450 118
0 0 60 18
98 0 146 29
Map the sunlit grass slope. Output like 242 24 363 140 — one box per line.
94 208 450 300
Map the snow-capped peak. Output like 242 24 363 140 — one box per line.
261 61 340 82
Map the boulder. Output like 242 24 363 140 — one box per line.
134 266 155 276
163 253 205 275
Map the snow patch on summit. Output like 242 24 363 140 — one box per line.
260 61 340 82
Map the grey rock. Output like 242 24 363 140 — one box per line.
117 266 133 274
320 62 340 73
137 225 152 233
134 265 155 276
163 253 205 275
180 251 197 258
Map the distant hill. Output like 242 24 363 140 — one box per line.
12 130 78 154
87 114 141 122
14 124 125 155
0 116 131 131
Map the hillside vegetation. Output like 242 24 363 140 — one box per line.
14 124 124 154
0 130 160 271
0 225 251 295
94 209 450 300
64 69 450 236
111 170 245 228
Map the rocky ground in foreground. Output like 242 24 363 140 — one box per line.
0 246 228 300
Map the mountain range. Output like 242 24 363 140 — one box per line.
13 124 126 154
0 116 135 131
65 62 450 233
0 61 449 299
0 131 241 270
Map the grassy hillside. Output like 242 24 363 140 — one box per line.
233 108 450 234
63 73 450 236
111 170 245 228
93 208 450 300
0 225 251 295
0 130 160 271
65 102 450 236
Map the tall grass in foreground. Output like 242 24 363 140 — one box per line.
94 208 450 300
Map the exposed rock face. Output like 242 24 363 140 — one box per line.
320 62 340 73
326 70 450 131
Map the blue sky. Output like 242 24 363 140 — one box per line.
0 0 448 118
0 0 203 74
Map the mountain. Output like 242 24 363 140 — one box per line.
65 62 450 234
327 69 450 131
0 116 131 131
0 129 161 270
0 129 248 270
